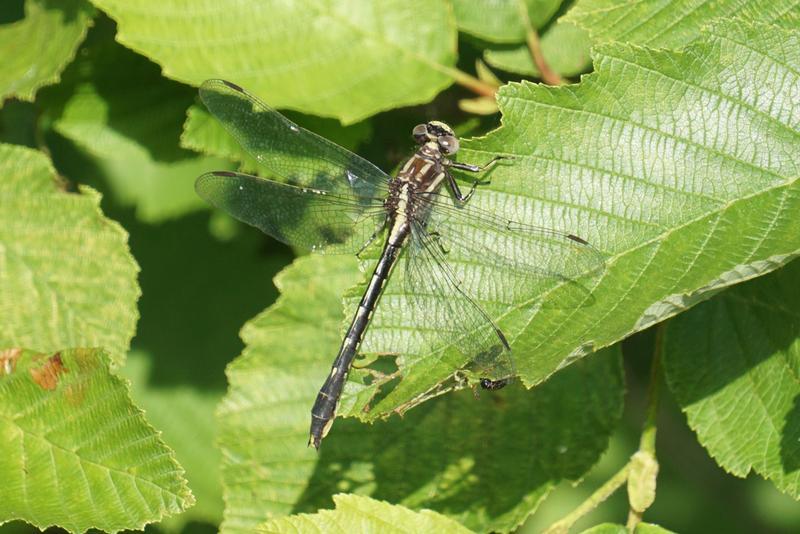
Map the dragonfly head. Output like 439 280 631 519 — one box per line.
412 121 459 155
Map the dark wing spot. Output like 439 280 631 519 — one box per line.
30 352 68 390
221 80 244 93
567 234 589 245
213 171 238 177
318 225 349 245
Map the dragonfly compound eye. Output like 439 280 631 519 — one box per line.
438 135 459 155
412 124 429 144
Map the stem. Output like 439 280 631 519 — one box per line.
543 463 632 534
626 325 664 531
442 66 498 97
516 0 564 85
640 325 663 456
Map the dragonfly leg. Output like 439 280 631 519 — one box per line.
448 155 513 173
445 155 513 203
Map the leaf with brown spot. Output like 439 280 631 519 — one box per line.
29 352 68 390
0 347 193 531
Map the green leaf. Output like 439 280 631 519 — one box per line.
663 258 800 499
39 18 233 223
579 524 677 534
0 348 194 532
89 0 458 124
453 0 562 43
484 21 592 77
257 494 473 533
217 255 624 533
182 103 372 176
0 0 94 103
0 144 139 365
335 17 800 416
566 0 800 49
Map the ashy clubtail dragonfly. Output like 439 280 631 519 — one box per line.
195 79 604 449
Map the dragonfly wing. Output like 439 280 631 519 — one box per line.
197 171 386 254
418 191 606 299
200 80 390 199
402 219 515 383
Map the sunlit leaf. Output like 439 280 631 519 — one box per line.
0 144 139 365
89 0 459 123
566 0 800 48
0 348 193 532
257 494 473 533
343 18 800 414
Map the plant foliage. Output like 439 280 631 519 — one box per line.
0 0 798 532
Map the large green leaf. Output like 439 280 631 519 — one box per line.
257 494 473 533
39 17 233 223
664 259 800 499
566 0 800 48
339 18 800 417
0 0 94 103
217 255 624 534
453 0 562 43
0 348 193 532
0 144 139 365
89 0 458 124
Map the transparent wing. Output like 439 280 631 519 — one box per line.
196 171 386 254
200 79 390 198
403 219 515 383
415 190 606 300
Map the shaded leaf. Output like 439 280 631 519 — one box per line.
217 255 624 533
0 144 139 365
90 0 458 124
0 0 94 103
0 348 194 532
484 21 592 77
664 258 800 499
39 17 233 222
257 494 473 533
453 0 562 43
122 352 223 530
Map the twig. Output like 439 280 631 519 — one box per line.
543 463 632 534
516 0 564 85
626 325 664 530
442 66 499 97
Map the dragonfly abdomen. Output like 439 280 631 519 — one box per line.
308 232 407 449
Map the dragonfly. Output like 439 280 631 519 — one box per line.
195 79 605 450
